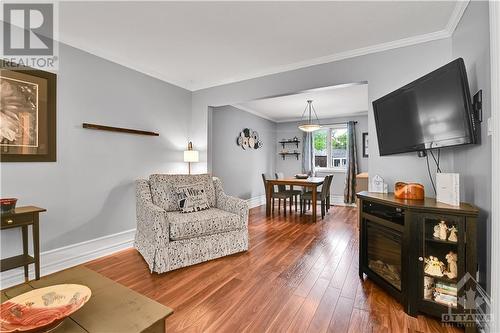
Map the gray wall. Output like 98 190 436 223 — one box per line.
451 1 491 290
210 106 277 199
0 43 192 258
275 114 368 196
192 38 454 193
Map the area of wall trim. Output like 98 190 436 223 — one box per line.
0 228 136 289
489 1 500 332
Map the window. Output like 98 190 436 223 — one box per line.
313 125 348 170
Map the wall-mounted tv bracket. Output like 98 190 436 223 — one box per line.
473 90 483 122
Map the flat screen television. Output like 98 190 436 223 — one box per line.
373 58 477 156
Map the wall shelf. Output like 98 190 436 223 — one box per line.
82 123 159 136
279 140 300 149
279 152 300 160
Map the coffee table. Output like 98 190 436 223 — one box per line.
1 266 173 332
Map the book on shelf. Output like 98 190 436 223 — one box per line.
434 293 457 307
435 282 457 292
435 287 457 296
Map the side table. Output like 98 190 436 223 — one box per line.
1 206 46 281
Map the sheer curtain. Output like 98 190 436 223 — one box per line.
344 121 358 204
302 132 314 176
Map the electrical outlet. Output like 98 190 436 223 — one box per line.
487 117 493 136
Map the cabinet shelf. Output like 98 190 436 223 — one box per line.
424 273 457 284
424 297 458 309
425 237 458 245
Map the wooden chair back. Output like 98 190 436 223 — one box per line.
321 175 333 198
275 172 287 192
262 173 276 195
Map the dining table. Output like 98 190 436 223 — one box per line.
265 177 325 221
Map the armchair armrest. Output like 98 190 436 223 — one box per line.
136 180 169 246
213 177 249 226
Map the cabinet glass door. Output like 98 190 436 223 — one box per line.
420 216 463 310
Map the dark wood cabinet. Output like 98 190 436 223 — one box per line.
357 192 478 332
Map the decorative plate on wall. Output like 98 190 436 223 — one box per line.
236 128 263 150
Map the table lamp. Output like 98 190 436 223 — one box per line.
183 141 199 175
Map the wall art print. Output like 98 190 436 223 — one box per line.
0 65 56 162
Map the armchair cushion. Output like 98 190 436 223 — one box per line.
167 208 242 241
149 174 216 211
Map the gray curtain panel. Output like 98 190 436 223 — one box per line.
344 121 358 204
302 132 314 176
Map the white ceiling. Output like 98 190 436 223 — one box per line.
233 83 368 123
59 1 467 91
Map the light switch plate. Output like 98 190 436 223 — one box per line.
487 117 493 136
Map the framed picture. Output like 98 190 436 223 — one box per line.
0 65 56 162
362 132 369 158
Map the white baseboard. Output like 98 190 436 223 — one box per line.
330 195 356 207
0 228 136 289
246 194 267 209
245 194 356 208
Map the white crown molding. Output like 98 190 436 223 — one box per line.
57 1 469 92
231 104 278 122
276 111 369 124
191 1 469 91
446 0 470 34
191 29 451 91
0 228 135 289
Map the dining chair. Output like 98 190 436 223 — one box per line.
275 172 302 213
300 174 333 219
262 173 293 217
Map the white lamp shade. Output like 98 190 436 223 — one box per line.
184 150 199 162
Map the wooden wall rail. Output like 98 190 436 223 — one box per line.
82 123 159 136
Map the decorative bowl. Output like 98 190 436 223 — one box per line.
0 198 18 214
295 174 309 179
394 182 425 200
0 284 91 333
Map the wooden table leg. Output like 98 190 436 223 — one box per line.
266 182 272 217
312 185 317 221
22 225 29 281
33 217 40 280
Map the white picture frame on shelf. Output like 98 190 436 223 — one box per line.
436 173 460 206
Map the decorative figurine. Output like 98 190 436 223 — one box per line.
424 256 445 277
444 251 458 279
433 221 448 240
371 175 388 193
448 226 458 242
424 276 434 299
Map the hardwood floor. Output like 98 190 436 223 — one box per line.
84 205 463 333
